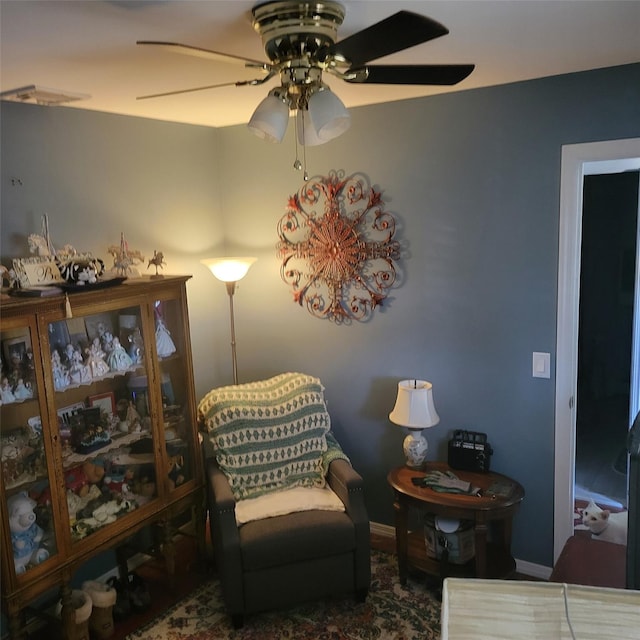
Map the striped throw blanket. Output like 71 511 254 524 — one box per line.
198 372 337 500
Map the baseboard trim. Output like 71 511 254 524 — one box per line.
515 559 552 581
369 520 552 581
370 521 395 538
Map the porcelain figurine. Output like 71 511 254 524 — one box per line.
0 377 16 403
12 378 32 400
8 492 49 574
85 338 110 378
51 350 70 390
69 347 92 385
155 318 176 358
106 337 133 371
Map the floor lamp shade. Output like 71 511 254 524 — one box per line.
201 257 257 283
201 257 256 385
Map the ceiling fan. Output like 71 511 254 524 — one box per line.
137 1 474 156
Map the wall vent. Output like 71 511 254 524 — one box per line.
0 85 90 106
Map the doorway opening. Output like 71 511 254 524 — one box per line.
554 138 640 571
575 171 639 513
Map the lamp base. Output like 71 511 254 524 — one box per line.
403 430 428 469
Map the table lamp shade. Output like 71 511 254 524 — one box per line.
389 380 440 429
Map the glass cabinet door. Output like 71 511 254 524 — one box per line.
153 297 196 493
47 304 157 543
1 320 58 577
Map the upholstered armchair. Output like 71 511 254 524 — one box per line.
199 373 371 628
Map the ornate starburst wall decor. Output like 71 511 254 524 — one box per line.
276 170 400 323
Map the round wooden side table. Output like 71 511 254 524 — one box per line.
387 462 524 583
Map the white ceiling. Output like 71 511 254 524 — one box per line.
1 0 639 129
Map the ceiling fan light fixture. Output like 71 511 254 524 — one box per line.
247 89 290 143
308 86 350 142
296 109 325 147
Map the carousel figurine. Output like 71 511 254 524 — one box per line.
147 250 166 278
107 232 144 277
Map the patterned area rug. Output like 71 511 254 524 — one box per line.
126 550 441 640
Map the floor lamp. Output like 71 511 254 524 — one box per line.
201 257 256 385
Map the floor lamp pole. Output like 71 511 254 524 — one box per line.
201 256 256 387
226 281 238 385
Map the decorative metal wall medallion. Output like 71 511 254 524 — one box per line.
277 170 400 323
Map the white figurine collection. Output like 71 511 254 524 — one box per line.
49 320 144 394
3 312 176 403
1 346 36 405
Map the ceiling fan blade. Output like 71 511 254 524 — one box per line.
136 78 267 101
137 41 268 69
346 64 475 86
324 11 448 68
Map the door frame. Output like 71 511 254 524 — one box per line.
554 137 640 563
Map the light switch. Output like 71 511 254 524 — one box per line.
532 352 551 379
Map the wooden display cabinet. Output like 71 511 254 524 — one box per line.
0 276 204 639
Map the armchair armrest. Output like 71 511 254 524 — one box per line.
207 457 236 514
326 458 371 591
327 458 369 525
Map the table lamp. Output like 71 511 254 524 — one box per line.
389 379 440 468
201 257 256 385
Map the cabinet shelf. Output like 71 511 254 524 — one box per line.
53 365 143 394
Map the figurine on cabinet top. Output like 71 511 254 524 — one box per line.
107 232 144 277
147 250 166 278
8 492 50 574
58 257 105 285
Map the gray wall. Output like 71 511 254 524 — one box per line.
2 63 640 570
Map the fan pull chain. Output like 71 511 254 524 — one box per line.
301 110 308 181
293 114 302 172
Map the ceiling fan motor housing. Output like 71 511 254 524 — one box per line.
251 1 345 64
